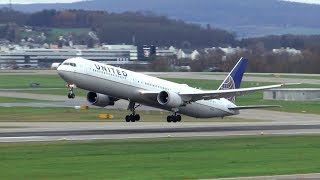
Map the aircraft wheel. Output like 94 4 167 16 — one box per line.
125 115 130 122
172 116 177 123
134 114 140 121
177 115 182 122
167 116 172 123
68 93 75 99
130 115 136 122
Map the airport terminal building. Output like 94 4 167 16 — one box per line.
0 45 164 69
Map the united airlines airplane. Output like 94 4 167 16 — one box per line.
57 57 289 122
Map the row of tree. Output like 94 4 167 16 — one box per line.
190 46 320 74
2 8 320 50
0 9 235 48
149 48 320 73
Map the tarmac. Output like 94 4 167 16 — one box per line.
1 121 320 142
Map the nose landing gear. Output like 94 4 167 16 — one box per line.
67 84 76 99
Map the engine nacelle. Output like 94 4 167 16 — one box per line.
157 91 184 108
87 92 116 107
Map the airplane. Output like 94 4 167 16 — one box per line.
57 57 291 123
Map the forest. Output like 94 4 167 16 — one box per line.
0 9 235 48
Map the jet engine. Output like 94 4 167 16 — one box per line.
157 91 184 108
87 92 117 107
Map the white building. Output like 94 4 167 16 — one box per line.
177 49 199 60
156 46 177 57
0 48 138 68
272 47 302 55
205 47 246 55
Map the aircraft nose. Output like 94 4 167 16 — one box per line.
57 64 66 77
57 65 62 73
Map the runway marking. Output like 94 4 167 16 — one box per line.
1 124 320 137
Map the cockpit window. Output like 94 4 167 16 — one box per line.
63 62 76 67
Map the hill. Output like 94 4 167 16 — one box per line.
2 0 320 37
0 10 235 48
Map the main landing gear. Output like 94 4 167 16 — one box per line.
167 113 182 123
67 84 75 99
125 101 140 122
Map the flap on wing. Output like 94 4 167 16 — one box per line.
179 83 289 102
228 105 281 110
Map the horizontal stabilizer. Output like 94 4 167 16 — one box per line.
228 105 281 110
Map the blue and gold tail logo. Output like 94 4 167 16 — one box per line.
220 76 236 103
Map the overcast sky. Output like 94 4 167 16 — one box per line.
0 0 85 4
0 0 320 5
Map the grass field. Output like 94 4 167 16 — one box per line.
1 135 320 179
0 75 65 88
0 97 53 103
21 88 88 97
1 74 320 114
245 74 320 80
0 107 255 122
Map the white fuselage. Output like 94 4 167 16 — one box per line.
57 57 239 118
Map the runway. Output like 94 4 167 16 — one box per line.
1 121 320 142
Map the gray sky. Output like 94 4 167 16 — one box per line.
0 0 320 5
0 0 85 4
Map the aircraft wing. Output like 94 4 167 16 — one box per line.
179 83 293 102
228 105 281 110
139 83 299 102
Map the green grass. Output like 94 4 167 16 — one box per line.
1 74 319 114
236 91 320 114
245 74 320 80
21 88 88 97
1 135 320 179
0 97 53 103
0 75 65 88
0 107 255 122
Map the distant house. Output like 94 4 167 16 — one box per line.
177 49 199 60
272 47 301 55
156 46 177 57
205 46 246 55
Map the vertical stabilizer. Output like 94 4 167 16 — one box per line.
218 57 248 103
